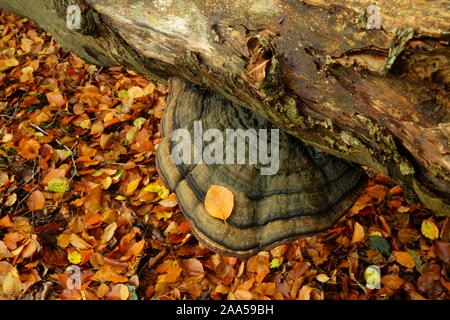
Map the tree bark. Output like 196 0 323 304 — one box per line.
1 0 449 215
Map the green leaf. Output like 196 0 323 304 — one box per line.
92 169 105 177
114 169 125 180
47 178 69 193
270 258 281 269
133 117 146 129
144 184 162 193
368 235 391 256
117 89 127 99
406 249 423 272
125 127 138 144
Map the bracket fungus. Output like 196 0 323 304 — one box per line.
157 79 367 257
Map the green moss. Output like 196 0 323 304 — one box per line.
385 28 415 72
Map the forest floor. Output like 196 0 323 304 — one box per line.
0 9 448 300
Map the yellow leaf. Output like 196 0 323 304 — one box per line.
2 269 20 297
126 179 141 195
204 185 234 221
120 285 129 300
68 250 82 264
4 193 17 207
0 58 19 72
158 185 170 200
351 222 365 243
115 195 126 201
369 231 383 237
143 183 162 193
315 274 330 283
421 219 439 240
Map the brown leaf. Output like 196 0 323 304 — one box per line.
159 193 178 208
394 251 415 269
234 289 253 300
27 190 45 211
398 228 420 245
417 272 442 297
381 274 404 290
46 91 66 107
92 266 128 283
298 285 313 300
18 138 41 159
434 241 450 264
366 185 389 202
180 258 204 276
42 167 68 185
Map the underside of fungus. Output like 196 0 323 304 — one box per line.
157 78 368 257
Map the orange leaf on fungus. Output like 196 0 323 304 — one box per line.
204 185 234 221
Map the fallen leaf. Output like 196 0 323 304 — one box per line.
180 258 204 276
68 250 82 265
126 178 141 195
366 185 389 202
47 178 69 193
92 266 128 283
46 91 66 107
18 138 41 159
159 193 177 208
368 235 391 256
70 233 92 250
27 190 45 211
351 222 365 243
434 241 450 264
298 285 313 300
204 185 234 221
101 222 117 244
394 251 415 269
0 57 19 72
234 289 252 300
316 274 330 283
421 219 439 240
381 274 404 290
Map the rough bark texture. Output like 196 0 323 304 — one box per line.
1 0 449 215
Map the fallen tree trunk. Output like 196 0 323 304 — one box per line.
1 0 449 215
